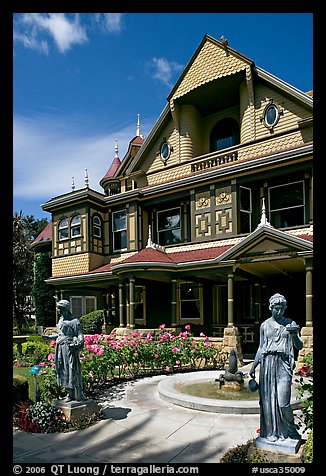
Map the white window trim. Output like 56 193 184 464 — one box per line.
112 210 127 252
70 296 97 318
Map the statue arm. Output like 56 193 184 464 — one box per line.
288 320 304 351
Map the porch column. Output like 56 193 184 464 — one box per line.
171 279 177 327
118 283 125 327
129 278 135 329
305 262 313 327
126 282 130 327
227 273 234 327
253 283 261 346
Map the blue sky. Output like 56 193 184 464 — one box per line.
13 12 313 221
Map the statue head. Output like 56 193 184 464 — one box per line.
269 293 287 311
57 299 71 310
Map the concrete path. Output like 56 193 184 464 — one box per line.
13 362 303 464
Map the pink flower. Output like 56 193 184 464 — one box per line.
159 324 166 329
154 353 159 359
50 340 56 348
256 429 260 434
185 325 191 330
165 366 170 372
200 332 205 337
176 360 181 365
47 353 54 361
38 362 45 367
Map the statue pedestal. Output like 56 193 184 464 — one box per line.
249 436 303 462
52 398 100 422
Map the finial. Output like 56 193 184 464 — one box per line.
115 140 119 158
84 168 89 188
136 113 141 137
71 176 75 191
146 225 152 248
146 225 166 252
257 197 272 229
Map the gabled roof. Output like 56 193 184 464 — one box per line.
217 224 313 262
30 221 52 249
168 34 253 102
125 33 312 177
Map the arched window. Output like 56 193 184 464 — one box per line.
58 218 69 240
210 118 240 152
93 215 102 238
70 215 81 237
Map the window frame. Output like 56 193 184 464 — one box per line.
70 296 97 319
92 215 102 238
58 217 69 240
268 180 305 228
239 186 252 233
178 281 203 323
156 206 182 246
210 117 240 153
112 209 127 252
70 215 82 238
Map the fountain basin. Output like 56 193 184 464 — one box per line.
158 370 303 414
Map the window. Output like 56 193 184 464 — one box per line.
93 215 102 238
70 296 97 318
157 207 182 246
113 210 127 252
239 186 252 233
70 215 81 237
210 118 240 152
264 104 279 128
179 282 202 321
268 181 305 228
58 218 69 240
135 285 145 323
261 101 282 131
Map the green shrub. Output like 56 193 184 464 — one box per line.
302 430 313 463
26 336 44 344
13 376 29 407
80 310 104 334
37 366 66 402
21 341 51 365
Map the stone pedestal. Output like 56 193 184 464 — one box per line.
248 438 305 463
255 436 301 455
52 398 100 422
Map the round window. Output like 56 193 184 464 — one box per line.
264 104 279 128
160 142 171 162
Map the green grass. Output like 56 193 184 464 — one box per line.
13 366 35 402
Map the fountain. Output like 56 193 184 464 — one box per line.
158 348 302 414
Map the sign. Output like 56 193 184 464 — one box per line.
29 365 42 375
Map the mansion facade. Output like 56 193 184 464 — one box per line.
36 34 313 354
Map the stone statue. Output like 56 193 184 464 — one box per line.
216 348 245 390
249 293 303 450
54 300 86 402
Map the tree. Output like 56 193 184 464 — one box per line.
33 251 56 327
13 212 34 332
13 212 50 333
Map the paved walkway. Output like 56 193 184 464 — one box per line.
12 362 303 464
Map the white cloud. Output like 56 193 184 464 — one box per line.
102 13 124 33
13 112 151 202
151 57 184 88
14 13 88 54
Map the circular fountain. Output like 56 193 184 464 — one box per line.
158 350 303 415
